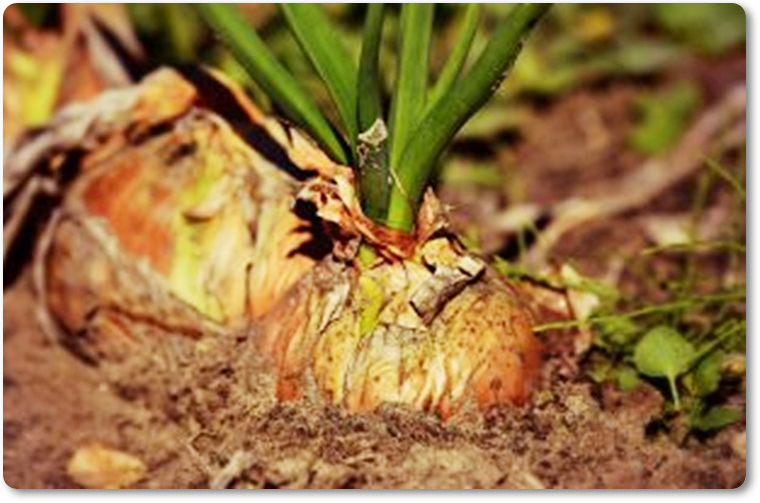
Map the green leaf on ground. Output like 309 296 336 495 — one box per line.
683 350 724 398
633 325 695 409
616 366 642 392
587 359 613 384
691 406 743 432
695 350 725 397
594 316 640 350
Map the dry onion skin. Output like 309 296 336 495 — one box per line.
260 239 541 418
10 68 541 418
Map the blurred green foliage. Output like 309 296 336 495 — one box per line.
128 4 205 62
633 325 695 409
14 3 57 28
502 3 744 99
654 3 746 55
12 3 746 133
628 81 702 155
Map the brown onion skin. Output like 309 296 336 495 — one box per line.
259 261 542 420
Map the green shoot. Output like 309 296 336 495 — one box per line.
199 3 550 231
388 3 434 175
357 4 387 133
386 3 551 231
427 4 482 113
641 240 746 256
279 3 358 153
197 3 350 164
672 168 713 326
356 4 390 220
704 157 746 200
532 290 745 333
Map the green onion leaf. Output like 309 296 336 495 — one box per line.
427 4 481 113
197 3 349 164
387 3 550 231
356 4 390 220
388 3 434 173
280 3 358 155
357 4 386 133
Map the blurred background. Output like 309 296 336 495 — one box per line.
4 2 746 288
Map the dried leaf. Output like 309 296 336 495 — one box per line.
67 444 146 489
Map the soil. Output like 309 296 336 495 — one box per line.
2 275 746 489
3 51 746 489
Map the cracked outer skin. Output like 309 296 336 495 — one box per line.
36 69 541 417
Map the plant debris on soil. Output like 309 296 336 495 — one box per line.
3 4 746 489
